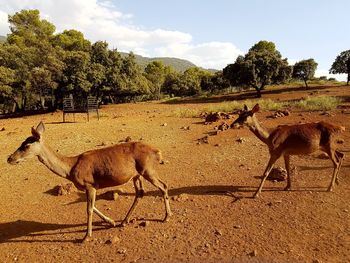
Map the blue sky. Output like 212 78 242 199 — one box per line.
0 0 349 80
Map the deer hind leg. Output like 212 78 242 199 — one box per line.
283 154 292 191
326 148 342 192
254 154 279 198
121 176 144 226
143 169 172 222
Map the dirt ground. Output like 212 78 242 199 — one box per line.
0 85 349 263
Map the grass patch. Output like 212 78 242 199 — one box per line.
203 99 287 113
292 96 342 111
170 108 201 118
169 96 343 118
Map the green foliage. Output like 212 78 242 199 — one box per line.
292 59 318 88
0 66 15 98
223 41 292 97
53 29 91 52
329 49 350 85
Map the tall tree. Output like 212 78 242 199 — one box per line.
223 41 292 97
4 9 63 110
329 50 350 85
144 61 171 99
292 59 318 88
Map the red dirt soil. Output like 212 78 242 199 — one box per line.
0 85 349 262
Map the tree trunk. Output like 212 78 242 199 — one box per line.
347 73 349 85
304 79 308 88
256 88 262 98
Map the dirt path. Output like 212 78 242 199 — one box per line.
0 85 349 262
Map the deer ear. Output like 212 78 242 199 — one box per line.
243 104 249 111
32 122 45 139
251 104 260 113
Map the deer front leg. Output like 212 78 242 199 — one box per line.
254 155 278 198
121 176 143 226
143 170 172 222
283 154 292 191
83 185 96 242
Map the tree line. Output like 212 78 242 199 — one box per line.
0 10 349 113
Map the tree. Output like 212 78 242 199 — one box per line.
223 41 292 97
292 59 318 88
329 50 350 85
144 61 171 99
0 66 15 98
3 9 64 111
117 52 150 100
62 51 92 98
52 29 91 52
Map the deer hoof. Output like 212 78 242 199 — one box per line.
163 215 171 223
82 235 93 243
284 186 291 191
120 220 128 227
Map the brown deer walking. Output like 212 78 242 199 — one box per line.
7 122 172 242
231 104 345 198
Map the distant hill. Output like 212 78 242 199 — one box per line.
120 52 197 72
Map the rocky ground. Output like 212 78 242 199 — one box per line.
0 85 349 262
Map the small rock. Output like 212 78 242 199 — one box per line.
249 250 258 257
139 221 150 227
214 229 223 236
125 136 132 142
161 123 168 127
102 191 120 200
233 225 242 229
205 112 221 123
236 137 245 143
217 122 230 131
173 193 189 202
198 136 209 144
0 127 5 131
105 235 120 244
117 249 127 254
267 167 287 181
55 183 75 196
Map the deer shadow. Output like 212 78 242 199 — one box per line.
0 220 111 244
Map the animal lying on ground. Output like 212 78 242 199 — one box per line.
7 122 172 242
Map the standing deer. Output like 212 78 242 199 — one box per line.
7 122 172 242
231 104 345 198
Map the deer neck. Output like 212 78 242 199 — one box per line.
37 143 77 178
247 115 270 145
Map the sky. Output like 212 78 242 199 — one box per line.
0 0 349 81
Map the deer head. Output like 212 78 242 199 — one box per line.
231 104 260 129
7 122 45 165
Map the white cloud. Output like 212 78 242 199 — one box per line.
0 0 241 70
